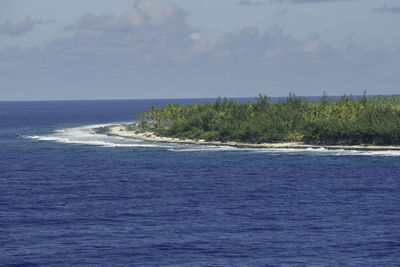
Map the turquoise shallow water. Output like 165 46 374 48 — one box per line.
1 99 400 266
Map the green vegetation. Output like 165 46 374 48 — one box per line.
136 93 400 145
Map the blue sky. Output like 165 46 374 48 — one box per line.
0 0 399 100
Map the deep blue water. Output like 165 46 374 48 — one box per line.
1 99 400 266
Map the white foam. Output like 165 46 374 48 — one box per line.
167 145 240 152
23 123 400 156
23 123 175 148
251 147 400 157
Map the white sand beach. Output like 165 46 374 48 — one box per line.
106 124 400 151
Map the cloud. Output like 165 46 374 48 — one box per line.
272 0 358 3
372 5 400 14
237 0 359 4
65 0 187 32
0 0 399 99
189 32 219 54
236 0 265 6
60 0 216 60
0 16 54 36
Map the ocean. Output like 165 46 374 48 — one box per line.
1 99 400 266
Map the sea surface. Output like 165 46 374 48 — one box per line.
1 99 400 266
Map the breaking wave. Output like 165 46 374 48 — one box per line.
23 123 169 148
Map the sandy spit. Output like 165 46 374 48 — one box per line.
104 124 400 151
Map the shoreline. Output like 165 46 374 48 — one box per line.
101 123 400 151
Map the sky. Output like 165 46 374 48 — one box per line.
0 0 399 100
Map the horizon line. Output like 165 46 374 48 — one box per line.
0 93 396 103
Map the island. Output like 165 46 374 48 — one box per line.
99 93 400 150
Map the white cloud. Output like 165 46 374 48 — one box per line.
372 5 400 15
0 0 399 99
189 32 219 54
236 0 265 6
272 0 358 3
65 0 186 32
0 16 54 36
